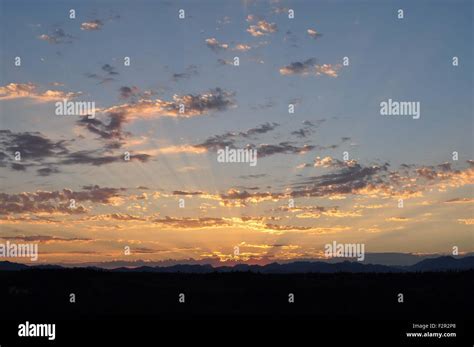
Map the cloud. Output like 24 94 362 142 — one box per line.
146 145 207 155
205 38 229 52
0 235 91 243
148 215 340 235
386 217 411 222
216 15 231 29
444 197 474 204
80 20 104 31
149 160 474 208
276 205 361 219
0 83 81 102
217 58 233 66
291 162 390 197
84 64 119 84
59 150 150 166
153 216 230 229
239 174 267 179
76 113 128 143
272 7 289 15
279 58 342 77
313 156 358 169
0 130 152 174
38 28 74 44
315 64 341 77
119 86 140 99
0 130 69 161
247 20 278 37
194 122 280 151
458 219 474 225
86 213 144 221
246 14 257 22
251 142 314 157
100 88 236 120
0 185 126 215
307 28 322 39
291 119 325 138
36 167 60 176
172 65 199 81
242 122 280 137
101 64 119 75
85 73 115 84
233 44 252 52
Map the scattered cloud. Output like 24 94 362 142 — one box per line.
247 20 278 37
81 20 104 31
205 38 229 52
38 28 74 44
172 65 199 81
279 58 342 77
100 88 236 120
307 28 322 39
0 83 81 102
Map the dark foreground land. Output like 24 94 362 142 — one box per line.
0 270 472 345
0 269 472 319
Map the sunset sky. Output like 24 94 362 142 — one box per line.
0 0 472 265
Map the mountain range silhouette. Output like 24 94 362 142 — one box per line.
1 255 473 273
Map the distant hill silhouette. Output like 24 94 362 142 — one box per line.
1 255 473 273
0 261 29 271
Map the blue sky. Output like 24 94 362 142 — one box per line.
0 0 472 264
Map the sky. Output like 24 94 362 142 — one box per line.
0 0 472 265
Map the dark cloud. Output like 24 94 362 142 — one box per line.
194 132 237 151
280 58 317 75
239 174 268 179
283 30 298 48
77 113 128 142
179 87 235 114
172 65 198 82
119 86 139 99
0 130 69 161
251 142 314 158
59 150 150 166
102 64 119 75
0 130 150 175
217 161 395 204
291 119 326 138
85 73 115 84
281 59 341 77
293 162 390 194
11 163 27 171
0 185 126 215
194 122 280 151
85 64 119 84
242 122 280 137
37 167 60 176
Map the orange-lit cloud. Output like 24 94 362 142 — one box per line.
0 83 81 102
